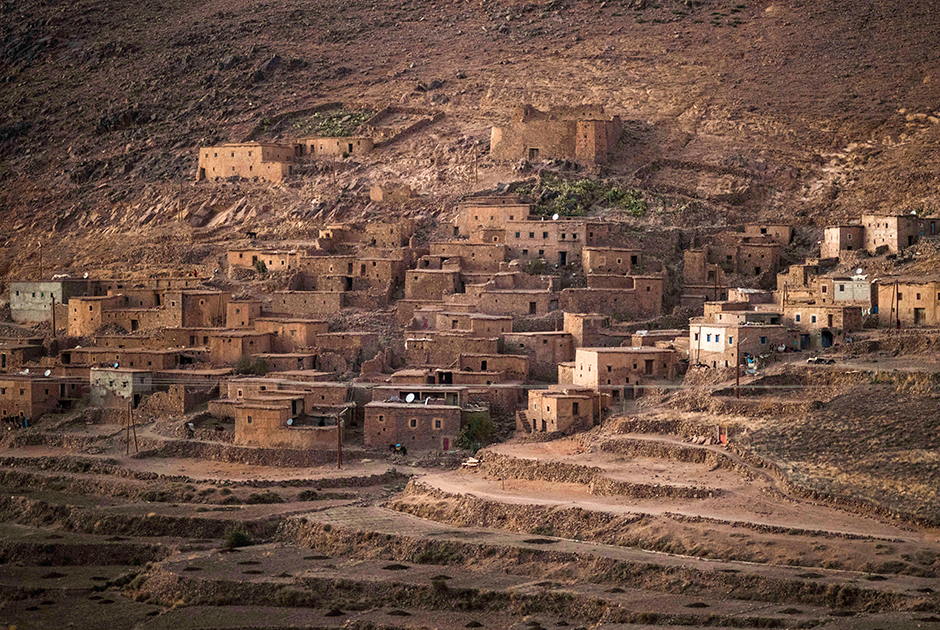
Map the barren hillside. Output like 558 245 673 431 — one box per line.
2 0 940 279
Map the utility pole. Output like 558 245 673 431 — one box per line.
336 418 344 469
50 295 56 336
38 243 43 280
735 334 741 398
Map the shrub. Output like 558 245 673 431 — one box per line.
254 260 267 273
223 529 252 550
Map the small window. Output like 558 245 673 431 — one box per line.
839 285 845 292
795 314 801 322
822 286 827 293
728 336 733 345
811 315 817 323
706 334 712 342
760 336 767 344
247 415 252 424
898 293 903 301
410 418 417 428
434 419 442 429
515 232 521 238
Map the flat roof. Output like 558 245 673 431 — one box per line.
255 317 326 324
365 401 460 409
577 346 675 353
90 367 151 374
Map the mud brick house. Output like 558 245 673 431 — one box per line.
822 214 937 258
631 329 687 347
0 373 79 422
561 274 664 320
780 302 863 349
502 219 615 267
743 224 793 245
458 354 529 381
433 312 512 337
405 268 463 300
820 225 866 259
490 104 623 165
0 340 44 370
364 401 464 451
816 275 873 308
227 248 301 272
453 199 533 238
473 272 561 316
404 334 499 367
252 353 317 372
61 347 181 370
689 322 791 367
297 136 374 158
315 332 380 367
226 300 263 329
234 400 350 449
430 242 507 273
90 367 152 408
519 386 597 434
876 276 940 327
197 143 295 182
502 332 575 382
165 290 230 328
9 280 90 324
861 214 935 253
582 247 645 275
568 347 678 399
208 331 272 365
253 318 328 353
682 249 727 304
67 296 126 337
271 291 347 316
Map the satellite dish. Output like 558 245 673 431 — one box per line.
405 393 416 403
114 363 119 368
83 272 89 279
44 370 51 377
286 418 293 426
552 213 559 221
23 369 28 374
856 268 863 275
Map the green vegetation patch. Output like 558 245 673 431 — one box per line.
517 173 647 218
291 110 374 137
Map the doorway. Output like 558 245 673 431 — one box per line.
558 251 567 266
821 330 834 348
528 148 540 160
442 437 450 451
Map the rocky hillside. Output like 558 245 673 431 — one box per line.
2 0 939 281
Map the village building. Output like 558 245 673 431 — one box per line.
253 318 328 353
208 331 272 365
502 332 575 382
567 347 678 399
743 224 793 245
489 104 623 165
197 143 295 182
364 401 463 451
457 354 530 381
0 373 80 422
821 214 937 258
233 400 351 449
518 385 598 434
90 367 152 408
876 276 940 327
689 322 791 367
226 300 263 329
561 274 664 320
227 248 301 272
297 136 374 158
60 347 182 370
0 339 44 370
404 333 499 367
